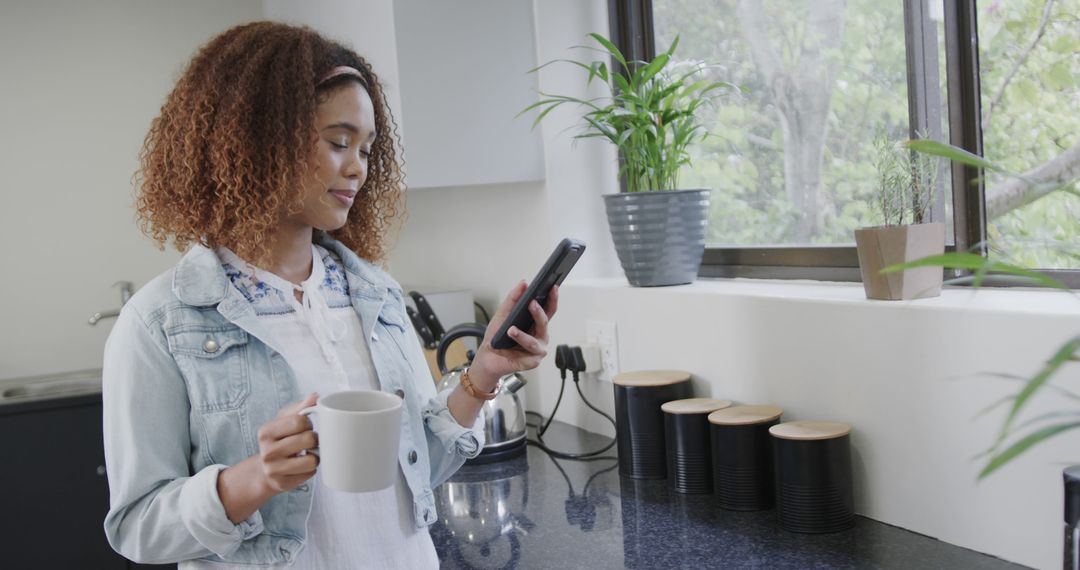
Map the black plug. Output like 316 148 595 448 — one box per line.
554 344 570 380
569 345 587 383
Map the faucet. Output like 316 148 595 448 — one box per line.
89 281 134 325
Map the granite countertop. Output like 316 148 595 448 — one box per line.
430 421 1026 570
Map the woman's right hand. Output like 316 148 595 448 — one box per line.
255 393 320 493
217 393 320 524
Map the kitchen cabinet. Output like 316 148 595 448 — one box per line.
0 392 174 569
392 0 545 189
0 394 127 568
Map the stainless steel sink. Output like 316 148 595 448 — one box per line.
0 369 103 405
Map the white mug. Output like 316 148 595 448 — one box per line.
300 390 403 493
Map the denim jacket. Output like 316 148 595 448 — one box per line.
102 233 484 565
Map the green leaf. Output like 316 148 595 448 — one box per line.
904 140 1006 173
516 98 553 117
979 421 1080 479
527 58 595 76
587 32 627 69
1012 410 1080 433
1050 34 1080 54
664 35 681 58
530 102 562 130
1015 77 1040 106
942 274 1064 288
997 337 1080 444
612 72 631 95
1043 61 1075 90
595 61 609 83
881 252 1067 290
973 394 1015 420
639 53 670 84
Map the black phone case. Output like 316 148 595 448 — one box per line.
491 238 586 350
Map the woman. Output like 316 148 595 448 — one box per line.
102 21 557 568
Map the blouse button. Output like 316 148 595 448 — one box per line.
203 337 219 354
394 389 405 399
408 450 418 464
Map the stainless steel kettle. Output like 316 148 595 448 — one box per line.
435 324 528 464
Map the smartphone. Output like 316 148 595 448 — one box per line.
491 238 586 350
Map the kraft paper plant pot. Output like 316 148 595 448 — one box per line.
603 189 710 287
854 222 946 300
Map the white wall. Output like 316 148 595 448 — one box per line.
536 279 1080 569
0 0 262 380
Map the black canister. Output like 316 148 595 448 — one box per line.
708 405 784 511
1064 465 1080 570
613 370 693 479
770 420 854 533
662 398 732 493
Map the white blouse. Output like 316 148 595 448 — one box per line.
181 244 439 569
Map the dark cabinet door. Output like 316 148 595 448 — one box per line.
0 397 128 568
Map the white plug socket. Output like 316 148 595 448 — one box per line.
585 320 619 382
578 344 603 373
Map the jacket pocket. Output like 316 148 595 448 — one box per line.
165 326 252 412
197 407 257 467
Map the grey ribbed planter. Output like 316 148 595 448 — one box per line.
604 189 710 287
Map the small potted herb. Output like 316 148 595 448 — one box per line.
854 134 946 300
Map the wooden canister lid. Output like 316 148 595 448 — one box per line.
613 370 691 387
660 398 732 415
769 420 851 441
708 405 783 426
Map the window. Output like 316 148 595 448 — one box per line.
977 0 1080 270
610 0 1080 285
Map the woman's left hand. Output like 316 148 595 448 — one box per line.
469 280 559 386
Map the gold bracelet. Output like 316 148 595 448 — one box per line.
461 367 498 401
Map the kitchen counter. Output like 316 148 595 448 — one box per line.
431 421 1026 569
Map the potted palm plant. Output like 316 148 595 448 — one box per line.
522 34 734 287
854 134 946 300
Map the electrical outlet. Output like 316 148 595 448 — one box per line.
585 320 619 382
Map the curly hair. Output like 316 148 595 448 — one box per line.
136 21 405 266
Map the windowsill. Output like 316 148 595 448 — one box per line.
567 276 1080 318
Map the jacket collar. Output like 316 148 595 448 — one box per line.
172 232 399 308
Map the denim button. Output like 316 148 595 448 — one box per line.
202 337 219 353
298 484 309 492
394 389 405 399
408 450 418 464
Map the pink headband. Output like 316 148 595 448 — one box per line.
317 66 367 88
